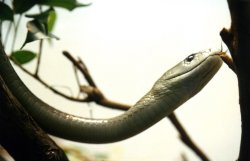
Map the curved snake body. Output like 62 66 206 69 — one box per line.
0 46 222 143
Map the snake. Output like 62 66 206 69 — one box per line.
0 43 223 143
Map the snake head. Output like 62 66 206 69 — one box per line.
152 49 223 101
161 49 222 81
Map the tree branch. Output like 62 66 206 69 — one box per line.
219 51 235 73
0 75 69 161
63 51 96 87
221 1 250 160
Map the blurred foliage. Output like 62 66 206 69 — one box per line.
20 19 59 49
0 2 13 21
25 7 56 32
0 0 91 64
13 0 91 14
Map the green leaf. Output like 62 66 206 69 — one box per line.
13 0 91 13
39 0 91 11
21 19 59 48
47 10 57 32
11 50 37 64
25 7 56 32
25 7 54 23
21 20 48 48
26 7 55 32
13 0 37 14
0 2 14 21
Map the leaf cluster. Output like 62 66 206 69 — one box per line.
0 0 91 64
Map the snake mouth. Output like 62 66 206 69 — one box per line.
190 51 224 71
191 55 223 95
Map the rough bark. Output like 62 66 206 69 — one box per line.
221 0 250 160
0 76 68 161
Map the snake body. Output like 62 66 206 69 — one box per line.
0 45 222 143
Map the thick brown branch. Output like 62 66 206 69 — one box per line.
0 75 68 161
221 1 250 160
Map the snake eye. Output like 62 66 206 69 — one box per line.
185 54 196 62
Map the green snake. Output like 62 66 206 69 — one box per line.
0 44 223 143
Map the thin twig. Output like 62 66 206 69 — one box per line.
11 15 22 52
219 52 236 73
72 65 82 98
3 22 12 47
181 153 189 161
73 66 81 88
10 58 89 102
35 40 43 77
168 114 209 161
50 85 74 97
0 20 2 43
34 6 44 77
62 51 97 87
